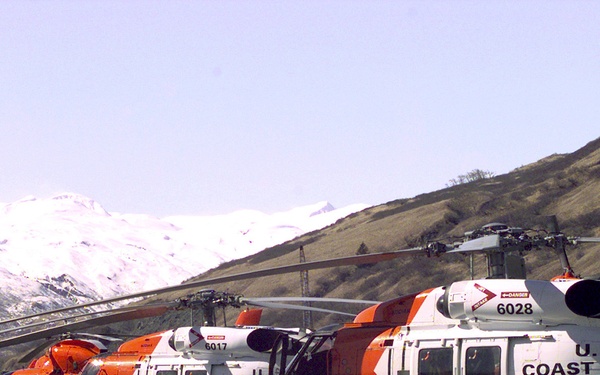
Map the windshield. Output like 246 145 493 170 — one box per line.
80 357 105 375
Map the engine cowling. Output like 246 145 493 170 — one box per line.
171 326 283 357
436 279 600 325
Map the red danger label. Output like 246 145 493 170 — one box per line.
501 292 530 298
207 335 226 340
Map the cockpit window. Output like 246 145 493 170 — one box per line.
308 335 334 355
80 359 103 375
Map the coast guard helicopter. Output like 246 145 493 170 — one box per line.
0 290 376 375
2 216 600 375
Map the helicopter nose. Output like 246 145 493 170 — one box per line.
565 279 600 318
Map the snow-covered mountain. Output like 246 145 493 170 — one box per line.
0 193 369 319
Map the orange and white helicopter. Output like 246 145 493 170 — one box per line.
0 288 375 375
2 217 600 375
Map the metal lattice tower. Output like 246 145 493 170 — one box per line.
299 246 313 328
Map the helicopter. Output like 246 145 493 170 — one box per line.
1 216 600 375
0 289 376 375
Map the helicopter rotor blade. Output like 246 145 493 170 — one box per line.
0 246 426 326
0 304 171 349
2 219 599 349
4 226 598 329
572 237 600 244
241 296 380 319
0 301 179 337
66 332 125 342
243 300 357 317
446 235 502 253
243 297 379 305
0 295 377 349
18 340 59 365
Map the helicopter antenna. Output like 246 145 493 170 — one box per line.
469 254 474 280
299 246 313 329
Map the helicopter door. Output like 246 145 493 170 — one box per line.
461 338 507 375
402 339 457 375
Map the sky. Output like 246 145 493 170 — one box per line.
1 1 599 217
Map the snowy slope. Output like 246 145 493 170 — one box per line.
0 193 369 318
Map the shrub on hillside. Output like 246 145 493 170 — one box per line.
446 169 495 187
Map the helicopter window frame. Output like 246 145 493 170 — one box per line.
184 371 207 375
418 347 453 375
465 346 501 375
284 332 336 375
80 359 104 375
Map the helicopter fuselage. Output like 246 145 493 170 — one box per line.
284 278 600 375
79 326 299 375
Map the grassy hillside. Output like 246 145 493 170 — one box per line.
126 137 600 332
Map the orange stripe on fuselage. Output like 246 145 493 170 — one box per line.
330 325 395 375
354 288 434 326
361 326 402 375
117 330 167 354
97 331 170 375
406 288 434 324
328 288 435 374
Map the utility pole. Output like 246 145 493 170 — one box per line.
299 246 312 328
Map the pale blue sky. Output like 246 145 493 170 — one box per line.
1 1 599 216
